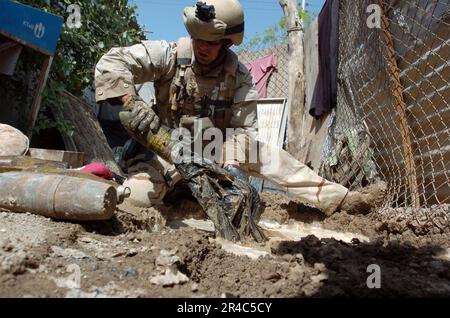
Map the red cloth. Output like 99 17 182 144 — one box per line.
245 54 278 98
78 162 113 180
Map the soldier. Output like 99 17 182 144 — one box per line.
94 0 386 216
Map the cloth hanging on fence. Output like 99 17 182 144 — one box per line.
245 54 277 98
310 0 339 118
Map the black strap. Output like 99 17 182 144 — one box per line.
225 22 244 35
200 96 233 109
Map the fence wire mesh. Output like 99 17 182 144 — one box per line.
323 0 449 232
235 42 289 99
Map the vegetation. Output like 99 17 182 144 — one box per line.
17 0 146 134
240 2 316 51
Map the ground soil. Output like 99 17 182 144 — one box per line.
0 192 449 298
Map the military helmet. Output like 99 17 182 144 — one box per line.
183 0 245 45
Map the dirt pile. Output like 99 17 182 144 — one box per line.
0 193 449 297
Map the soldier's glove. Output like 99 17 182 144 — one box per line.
224 164 249 182
119 95 160 145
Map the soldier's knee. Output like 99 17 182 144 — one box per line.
123 167 168 207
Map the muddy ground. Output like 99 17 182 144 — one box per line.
0 192 449 298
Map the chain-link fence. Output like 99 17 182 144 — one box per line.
322 0 449 232
235 42 289 99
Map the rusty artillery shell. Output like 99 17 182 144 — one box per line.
0 171 117 221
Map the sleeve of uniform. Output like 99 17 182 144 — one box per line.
230 62 259 138
94 40 176 102
222 63 259 164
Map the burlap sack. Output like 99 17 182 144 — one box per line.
0 124 29 156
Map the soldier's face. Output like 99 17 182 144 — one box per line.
192 38 223 65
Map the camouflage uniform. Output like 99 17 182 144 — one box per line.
94 38 349 214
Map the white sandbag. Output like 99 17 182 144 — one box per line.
0 123 29 156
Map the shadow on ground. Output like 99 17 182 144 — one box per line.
271 235 450 297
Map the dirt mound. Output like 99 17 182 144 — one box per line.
0 193 449 297
260 193 450 247
272 235 450 297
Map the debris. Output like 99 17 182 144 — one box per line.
155 249 180 267
120 103 266 242
126 249 138 257
109 251 126 258
78 237 93 243
51 246 89 259
150 249 189 287
176 158 267 243
124 267 138 277
150 268 189 286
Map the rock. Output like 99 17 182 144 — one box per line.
0 239 13 252
150 268 189 287
126 249 138 257
78 237 93 243
109 251 126 258
51 246 89 259
155 249 180 267
311 272 328 284
124 267 138 277
263 272 282 282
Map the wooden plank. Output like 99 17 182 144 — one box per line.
27 55 52 138
296 18 319 165
411 128 450 151
280 0 306 160
419 172 450 205
415 146 450 172
403 76 450 108
398 23 450 69
0 41 22 76
303 19 319 124
28 148 84 168
401 51 450 98
407 92 450 135
299 17 333 171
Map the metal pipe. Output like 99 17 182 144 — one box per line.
0 171 117 221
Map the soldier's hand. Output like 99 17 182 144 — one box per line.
119 96 160 143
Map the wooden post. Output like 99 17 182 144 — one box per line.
27 55 53 137
279 0 306 159
379 0 420 207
